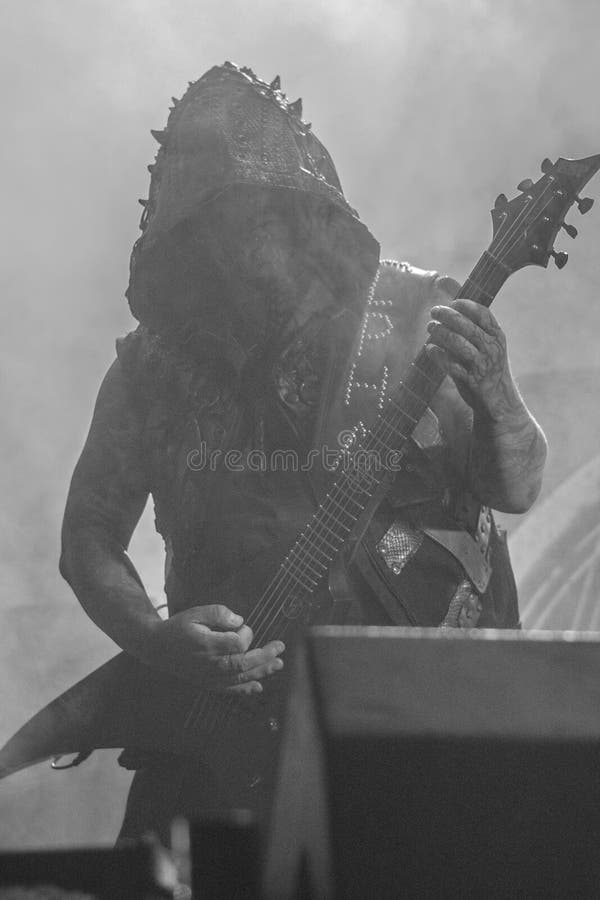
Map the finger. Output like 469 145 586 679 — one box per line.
426 321 479 365
429 305 487 352
214 640 285 676
187 623 254 659
237 655 284 682
424 343 450 371
433 274 461 303
444 359 472 385
424 344 466 379
191 604 244 631
226 680 263 696
425 345 472 389
450 298 500 333
224 655 284 686
230 623 254 652
198 629 246 655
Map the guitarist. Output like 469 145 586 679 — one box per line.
58 63 547 841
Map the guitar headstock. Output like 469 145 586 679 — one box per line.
490 154 600 274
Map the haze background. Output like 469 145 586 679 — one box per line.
1 0 599 847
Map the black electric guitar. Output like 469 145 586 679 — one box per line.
2 155 599 803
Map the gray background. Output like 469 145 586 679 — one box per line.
1 0 599 847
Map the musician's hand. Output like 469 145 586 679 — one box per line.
425 298 523 421
149 604 285 695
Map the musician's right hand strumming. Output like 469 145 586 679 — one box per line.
59 360 284 693
149 605 284 694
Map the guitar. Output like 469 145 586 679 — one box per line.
2 154 599 805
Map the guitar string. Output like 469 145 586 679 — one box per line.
187 183 559 737
181 471 375 740
190 183 560 737
192 200 552 740
182 378 389 732
244 182 558 640
241 364 447 643
227 168 585 668
194 447 390 733
207 183 560 745
464 181 561 296
185 182 560 738
245 350 448 640
247 176 561 629
189 190 561 739
247 474 375 636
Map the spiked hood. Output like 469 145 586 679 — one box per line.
127 62 379 348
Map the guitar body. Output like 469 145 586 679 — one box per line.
0 541 337 797
0 648 290 802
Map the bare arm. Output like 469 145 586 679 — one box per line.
468 389 547 514
60 359 284 691
60 360 158 654
425 298 547 513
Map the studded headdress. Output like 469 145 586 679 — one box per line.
127 62 379 332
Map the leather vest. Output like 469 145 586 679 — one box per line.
116 261 519 629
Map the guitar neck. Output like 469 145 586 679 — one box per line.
244 248 510 643
460 250 511 309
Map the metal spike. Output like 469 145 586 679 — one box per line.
270 75 281 91
138 198 147 207
289 98 303 117
150 128 167 145
171 96 180 106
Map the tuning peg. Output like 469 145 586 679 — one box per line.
561 222 578 238
575 195 594 214
551 249 568 269
517 178 534 192
541 158 554 174
494 193 508 209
